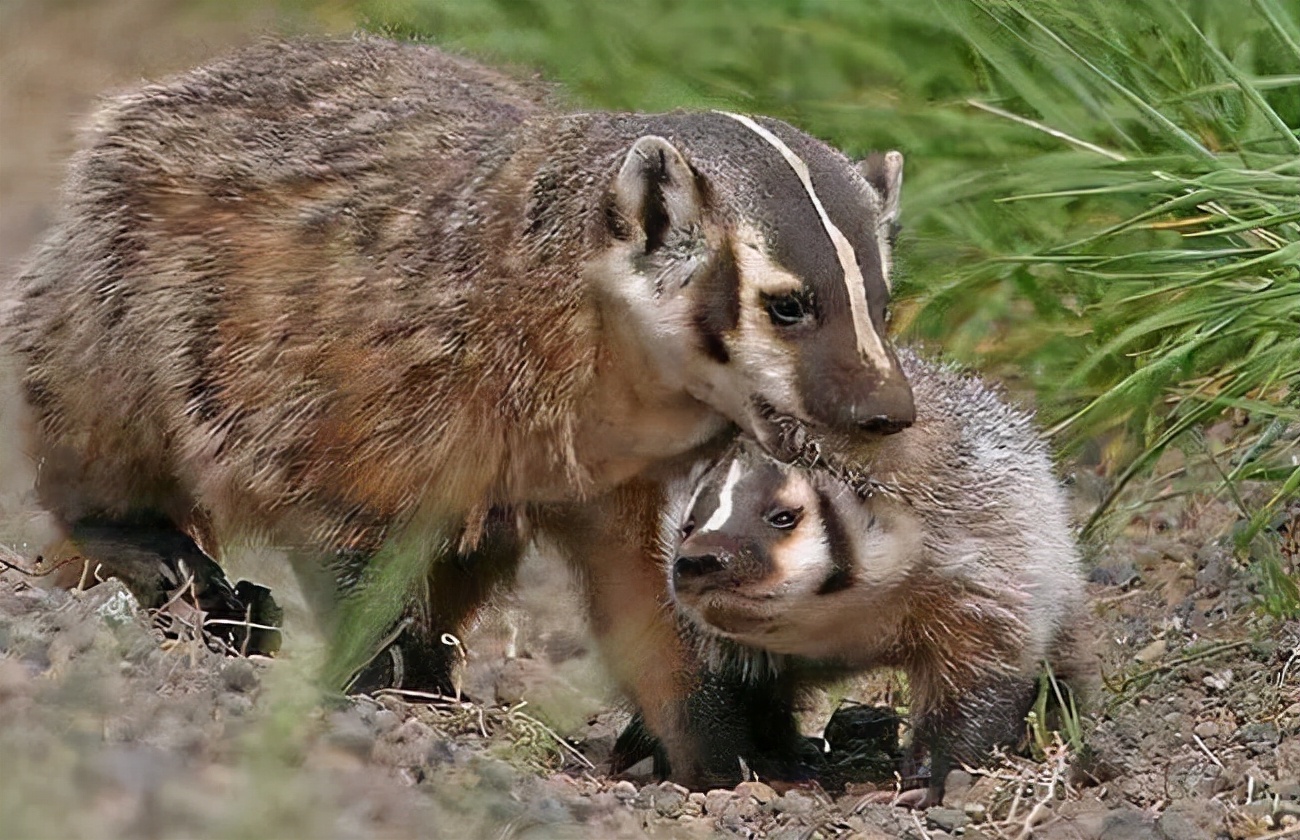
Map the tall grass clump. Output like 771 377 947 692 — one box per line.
921 2 1300 539
343 0 1300 593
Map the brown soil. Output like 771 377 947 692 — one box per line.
2 4 1298 838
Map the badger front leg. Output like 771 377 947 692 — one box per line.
58 517 282 653
537 480 736 787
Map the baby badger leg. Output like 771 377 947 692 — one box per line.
347 510 524 696
611 667 813 784
907 674 1039 808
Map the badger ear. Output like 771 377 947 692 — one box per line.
611 135 702 252
858 150 904 226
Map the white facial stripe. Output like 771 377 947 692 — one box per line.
772 519 832 580
700 458 743 534
719 111 893 373
877 229 894 293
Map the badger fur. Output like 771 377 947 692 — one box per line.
662 349 1093 798
4 35 917 782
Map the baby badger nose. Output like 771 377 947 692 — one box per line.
673 552 727 582
673 532 745 593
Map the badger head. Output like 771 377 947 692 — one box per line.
668 439 922 661
594 112 915 458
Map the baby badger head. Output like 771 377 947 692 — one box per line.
669 438 921 659
595 112 915 453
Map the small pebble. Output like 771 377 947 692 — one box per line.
1201 669 1233 691
219 659 259 693
772 789 816 815
371 709 400 734
927 807 967 832
734 780 777 804
1134 638 1167 664
704 788 733 816
942 769 973 808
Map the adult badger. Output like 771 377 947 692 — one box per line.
4 36 913 784
656 350 1093 798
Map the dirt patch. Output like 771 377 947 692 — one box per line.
2 500 1298 840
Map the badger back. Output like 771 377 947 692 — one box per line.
8 36 917 549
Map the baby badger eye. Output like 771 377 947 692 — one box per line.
680 516 696 538
765 507 802 530
763 291 813 327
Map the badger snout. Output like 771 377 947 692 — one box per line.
672 531 767 596
800 347 916 436
857 414 911 435
673 552 727 583
672 542 738 596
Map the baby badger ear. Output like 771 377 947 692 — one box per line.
611 136 703 252
858 150 904 228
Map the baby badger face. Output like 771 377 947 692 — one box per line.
598 115 915 453
670 439 921 659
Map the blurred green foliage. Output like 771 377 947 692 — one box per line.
326 0 1300 544
291 0 1300 624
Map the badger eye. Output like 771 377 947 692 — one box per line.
765 508 802 530
764 292 812 327
680 516 696 538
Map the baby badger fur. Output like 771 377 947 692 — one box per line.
665 349 1093 800
5 35 916 778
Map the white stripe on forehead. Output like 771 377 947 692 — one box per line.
700 458 743 534
718 111 893 373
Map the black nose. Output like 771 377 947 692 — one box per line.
674 554 725 582
857 415 912 435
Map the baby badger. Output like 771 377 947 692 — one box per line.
5 35 915 775
665 349 1093 802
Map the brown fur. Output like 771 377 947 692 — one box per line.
5 35 916 782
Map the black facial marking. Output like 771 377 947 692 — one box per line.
692 240 740 364
757 120 893 332
814 488 855 596
642 177 671 254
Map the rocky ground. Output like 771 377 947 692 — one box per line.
1 462 1298 840
2 3 1299 838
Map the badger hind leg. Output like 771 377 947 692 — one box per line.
64 516 277 653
